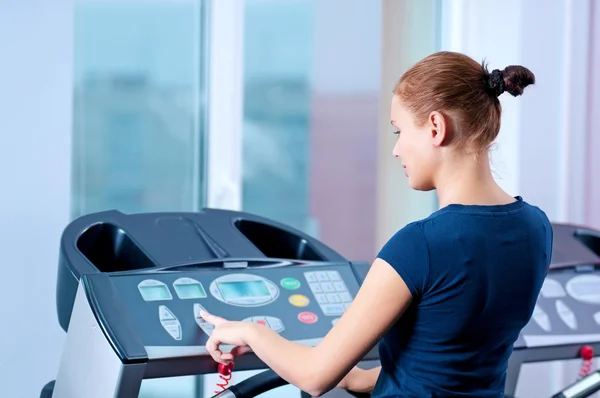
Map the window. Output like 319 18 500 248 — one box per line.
72 0 207 396
241 0 383 261
72 0 207 219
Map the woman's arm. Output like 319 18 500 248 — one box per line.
337 366 382 393
239 258 412 396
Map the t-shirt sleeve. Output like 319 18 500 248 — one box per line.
377 222 430 297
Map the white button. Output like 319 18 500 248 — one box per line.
304 272 317 283
594 312 600 326
316 272 329 282
266 317 284 333
315 294 328 304
331 318 341 326
159 305 176 321
541 278 566 298
556 300 578 330
193 303 207 321
321 304 345 316
162 322 182 340
326 294 341 304
327 271 341 281
321 282 334 293
199 323 214 336
532 305 551 332
339 292 353 303
343 303 351 309
333 282 347 292
566 275 600 304
310 283 322 293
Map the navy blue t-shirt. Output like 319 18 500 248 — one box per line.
372 196 553 397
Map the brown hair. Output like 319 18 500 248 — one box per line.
394 51 535 151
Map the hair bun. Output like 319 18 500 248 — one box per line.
502 65 535 96
482 62 535 97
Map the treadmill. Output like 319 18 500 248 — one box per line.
42 208 375 397
507 224 600 398
42 210 600 397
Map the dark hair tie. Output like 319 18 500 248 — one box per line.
488 69 505 97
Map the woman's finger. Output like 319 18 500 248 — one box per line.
230 345 252 357
206 336 226 364
200 310 226 326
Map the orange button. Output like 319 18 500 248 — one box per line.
298 311 318 324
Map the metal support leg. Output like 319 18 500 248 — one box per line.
52 283 146 398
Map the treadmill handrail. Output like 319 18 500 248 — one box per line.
210 369 371 398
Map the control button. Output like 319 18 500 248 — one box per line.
316 272 329 282
540 278 566 298
321 283 335 293
173 277 207 299
265 317 285 333
194 303 208 322
333 282 347 292
332 318 340 326
309 283 322 293
338 292 353 303
161 319 182 340
281 277 301 290
556 300 578 330
304 272 317 283
289 294 310 307
343 303 351 310
594 312 600 326
138 279 172 301
327 271 341 281
298 312 318 324
199 322 214 336
326 293 341 304
242 316 285 333
566 275 600 304
532 304 551 332
159 305 176 321
210 284 222 298
315 294 328 304
321 304 345 316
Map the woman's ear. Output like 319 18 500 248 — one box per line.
428 111 447 147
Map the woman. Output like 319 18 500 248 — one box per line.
201 51 552 397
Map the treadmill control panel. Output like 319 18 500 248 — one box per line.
103 264 360 348
516 269 600 348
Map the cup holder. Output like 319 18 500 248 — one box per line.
234 219 324 261
76 223 155 272
574 229 600 257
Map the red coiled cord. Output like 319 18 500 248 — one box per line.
215 362 234 394
578 345 594 379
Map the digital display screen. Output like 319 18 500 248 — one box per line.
218 281 270 300
174 283 207 299
139 285 171 301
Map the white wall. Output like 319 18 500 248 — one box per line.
0 0 73 397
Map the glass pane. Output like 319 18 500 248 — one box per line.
72 1 206 397
242 0 382 262
72 0 206 219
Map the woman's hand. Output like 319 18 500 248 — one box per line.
200 310 256 364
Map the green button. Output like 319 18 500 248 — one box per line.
281 277 301 290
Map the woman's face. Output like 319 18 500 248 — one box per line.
390 95 440 191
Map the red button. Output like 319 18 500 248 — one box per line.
298 312 318 324
257 320 267 326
